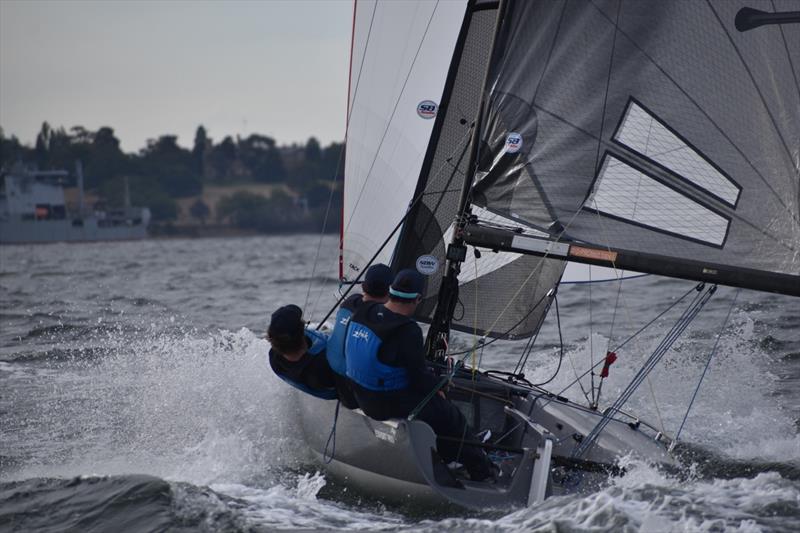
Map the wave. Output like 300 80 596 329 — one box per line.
0 475 250 532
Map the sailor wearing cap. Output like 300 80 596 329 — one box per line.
267 304 338 400
326 263 393 409
344 268 494 481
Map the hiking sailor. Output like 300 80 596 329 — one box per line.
326 263 393 409
345 269 495 481
267 304 338 400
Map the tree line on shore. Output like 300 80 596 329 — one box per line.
0 123 343 233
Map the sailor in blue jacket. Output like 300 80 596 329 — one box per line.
345 269 494 481
267 304 338 400
326 263 393 409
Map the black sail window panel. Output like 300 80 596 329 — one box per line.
613 99 741 208
584 155 731 247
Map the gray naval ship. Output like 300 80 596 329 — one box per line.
0 162 150 244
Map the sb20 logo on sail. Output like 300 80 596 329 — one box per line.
505 132 523 153
417 100 438 119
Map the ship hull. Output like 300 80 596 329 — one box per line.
0 218 148 244
298 370 676 509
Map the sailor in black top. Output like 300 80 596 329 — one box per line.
267 304 338 400
345 269 494 481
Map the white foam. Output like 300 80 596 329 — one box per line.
212 472 406 531
7 326 312 486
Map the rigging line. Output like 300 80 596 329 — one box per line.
539 355 612 411
411 291 556 420
531 0 569 102
304 143 346 315
605 287 713 416
314 126 473 328
341 1 441 238
472 249 479 378
532 294 565 387
612 283 698 353
586 1 800 227
588 260 595 407
771 0 800 97
566 334 593 406
306 1 377 313
574 286 715 458
445 288 552 357
511 274 552 376
591 0 621 176
539 283 700 410
674 288 741 443
586 183 639 408
422 186 467 196
476 258 547 340
707 1 800 179
512 314 538 376
608 278 624 349
323 400 341 464
645 375 669 440
593 274 624 408
771 0 800 214
315 191 422 328
414 131 474 244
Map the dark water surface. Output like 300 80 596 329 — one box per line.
1 236 798 532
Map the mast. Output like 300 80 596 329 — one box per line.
75 160 85 216
425 0 508 360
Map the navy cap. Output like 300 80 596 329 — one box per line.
269 304 304 337
390 269 425 300
362 263 393 296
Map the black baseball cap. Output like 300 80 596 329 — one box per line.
389 269 425 300
269 304 304 337
362 264 393 297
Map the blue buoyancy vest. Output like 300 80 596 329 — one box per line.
326 294 362 376
274 328 338 400
306 327 328 356
345 303 409 392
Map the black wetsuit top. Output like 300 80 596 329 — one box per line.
269 334 337 394
349 303 440 420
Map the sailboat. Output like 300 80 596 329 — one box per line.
297 0 800 509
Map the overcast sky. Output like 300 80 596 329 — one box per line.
0 0 351 152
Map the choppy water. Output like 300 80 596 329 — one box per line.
1 235 798 532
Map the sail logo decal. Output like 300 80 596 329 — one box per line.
416 255 439 275
612 98 741 208
417 100 438 119
505 132 522 153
